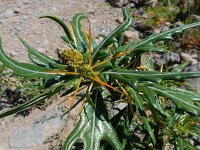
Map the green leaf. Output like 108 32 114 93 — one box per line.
0 83 65 118
18 37 66 70
114 22 200 56
92 7 133 59
39 16 74 48
171 62 190 72
177 136 184 150
126 86 156 145
0 38 60 79
64 103 122 150
184 139 199 150
60 36 76 49
105 69 200 83
138 84 166 116
149 85 200 115
72 13 91 52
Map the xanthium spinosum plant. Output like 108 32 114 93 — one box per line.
0 7 200 150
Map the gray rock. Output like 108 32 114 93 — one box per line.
9 107 67 148
192 14 200 22
124 30 139 43
9 51 18 57
148 0 158 7
165 22 171 26
116 17 124 24
167 52 180 64
180 52 198 64
161 26 170 32
185 62 200 94
109 0 128 8
14 8 21 14
10 123 44 148
23 0 31 5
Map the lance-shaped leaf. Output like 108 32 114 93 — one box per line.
39 15 72 40
126 86 156 145
64 103 122 150
115 22 200 56
149 85 200 116
72 13 95 52
0 38 60 79
0 83 65 118
138 84 166 116
18 37 66 70
105 69 200 83
92 7 133 58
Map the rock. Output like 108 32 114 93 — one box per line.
9 107 67 148
109 0 128 8
167 52 180 64
184 62 200 94
147 0 158 7
116 17 124 24
14 8 21 14
175 21 184 27
9 51 18 57
127 2 135 8
192 14 200 22
161 26 170 32
23 0 31 5
10 123 44 148
180 52 198 64
124 30 139 43
165 22 171 26
142 13 148 19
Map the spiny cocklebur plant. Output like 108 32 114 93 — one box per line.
0 7 200 150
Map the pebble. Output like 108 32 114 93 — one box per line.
175 21 184 27
165 22 171 26
180 52 198 64
9 51 18 57
116 17 124 24
167 52 180 64
109 0 127 8
124 30 139 43
192 14 200 22
161 26 170 32
23 0 31 5
185 62 200 94
14 8 21 14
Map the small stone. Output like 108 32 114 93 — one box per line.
116 17 124 24
9 51 18 57
161 26 170 32
181 53 198 64
109 0 128 8
167 52 180 63
127 3 135 8
175 21 184 27
14 8 21 14
142 14 148 19
124 30 139 43
192 14 200 22
148 0 158 7
165 22 171 26
23 0 31 5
